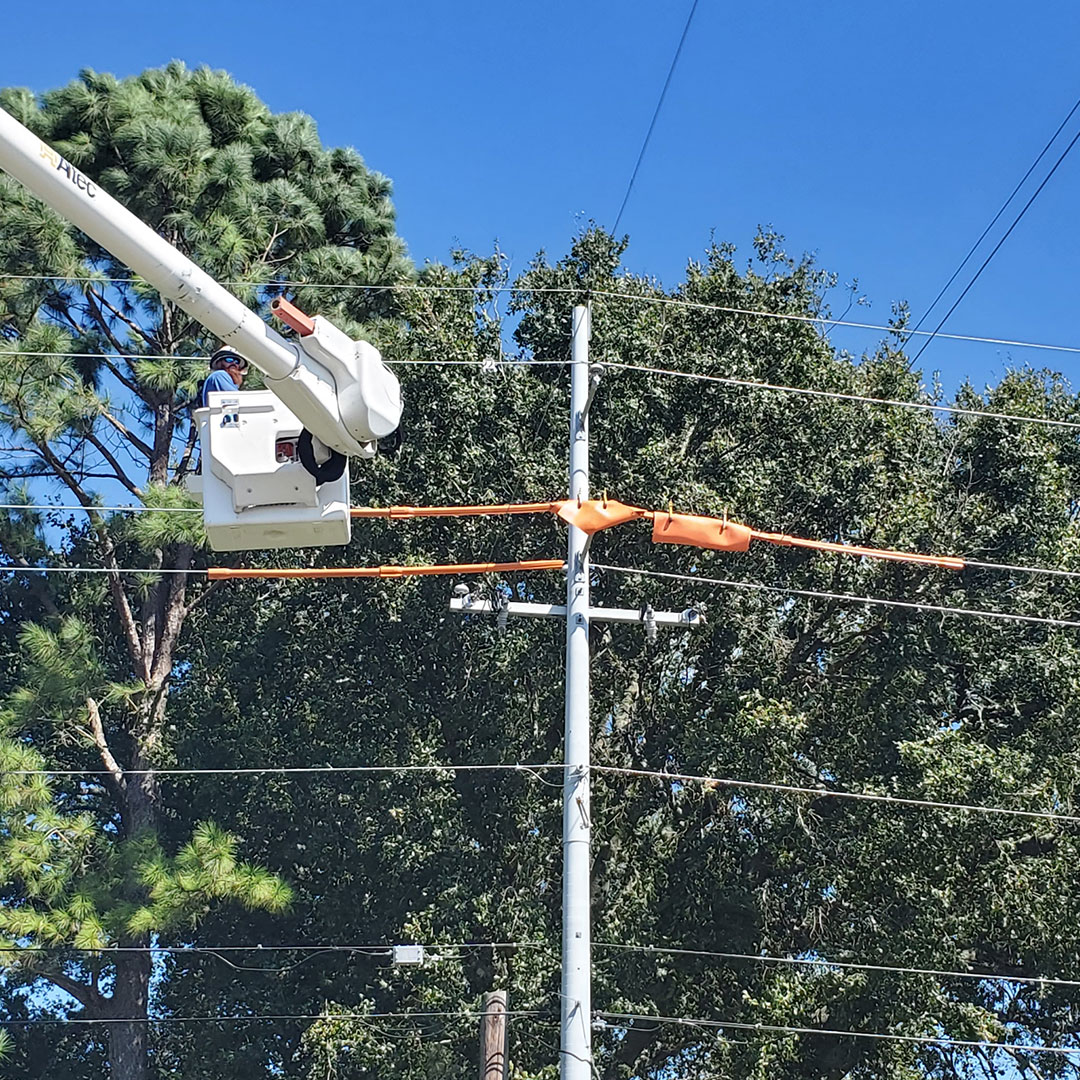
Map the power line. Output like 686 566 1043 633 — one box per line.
7 345 1079 430
10 559 1080 617
4 762 565 778
10 759 1077 824
594 942 1080 991
908 123 1080 368
593 765 1080 826
602 361 1080 431
596 1012 1080 1058
0 566 202 575
3 349 568 367
0 942 548 976
0 941 544 955
906 95 1080 343
589 288 1080 356
0 504 201 514
6 277 1080 357
595 563 1080 629
6 503 1080 587
0 1009 548 1027
612 0 701 234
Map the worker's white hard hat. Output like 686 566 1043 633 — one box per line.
209 348 250 373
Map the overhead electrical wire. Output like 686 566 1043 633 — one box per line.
0 1008 548 1027
595 1012 1080 1058
908 122 1080 368
611 0 701 234
593 765 1080 825
588 289 1080 356
8 937 1076 994
9 350 1080 433
4 762 565 778
904 95 1080 346
600 361 1080 431
0 941 544 955
5 278 1080 356
594 563 1080 629
8 760 1078 825
9 495 1080 581
594 942 1080 991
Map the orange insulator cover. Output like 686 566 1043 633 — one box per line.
652 513 752 552
556 499 649 534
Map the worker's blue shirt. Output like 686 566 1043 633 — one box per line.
200 369 237 408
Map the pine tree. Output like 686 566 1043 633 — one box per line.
0 62 411 1080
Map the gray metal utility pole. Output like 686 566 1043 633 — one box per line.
561 304 593 1079
448 304 702 1079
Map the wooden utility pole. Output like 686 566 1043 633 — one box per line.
479 991 509 1080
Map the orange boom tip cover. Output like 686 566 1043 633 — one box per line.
269 295 316 337
652 513 753 552
555 499 649 533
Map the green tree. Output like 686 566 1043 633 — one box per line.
0 62 410 1080
152 232 1080 1080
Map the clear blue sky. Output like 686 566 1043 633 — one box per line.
4 1 1080 393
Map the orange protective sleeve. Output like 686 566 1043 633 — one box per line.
652 513 753 552
350 502 558 520
751 531 965 571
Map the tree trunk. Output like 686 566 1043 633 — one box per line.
107 947 152 1080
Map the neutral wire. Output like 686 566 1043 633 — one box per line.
596 1012 1080 1057
0 941 543 957
5 278 1080 356
908 123 1080 367
593 765 1080 825
595 563 1080 629
3 762 565 777
589 288 1080 355
0 503 201 514
10 346 1078 430
594 942 1080 991
0 1008 548 1027
906 95 1080 344
612 0 701 234
601 361 1080 431
0 565 201 575
3 349 568 367
12 760 1077 825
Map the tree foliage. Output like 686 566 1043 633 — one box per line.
4 63 1080 1080
0 62 410 1080
143 232 1080 1080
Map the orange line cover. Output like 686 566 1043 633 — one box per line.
344 499 964 571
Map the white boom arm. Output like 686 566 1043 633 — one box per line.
0 106 401 458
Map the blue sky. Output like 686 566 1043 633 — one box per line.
5 1 1080 393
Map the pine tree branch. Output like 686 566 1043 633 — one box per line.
149 543 193 686
95 354 144 397
100 410 153 460
180 578 223 621
86 696 126 797
27 436 146 679
35 968 99 1013
86 288 159 352
174 419 199 479
6 553 60 617
81 430 143 499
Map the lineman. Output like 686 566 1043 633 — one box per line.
199 348 249 408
